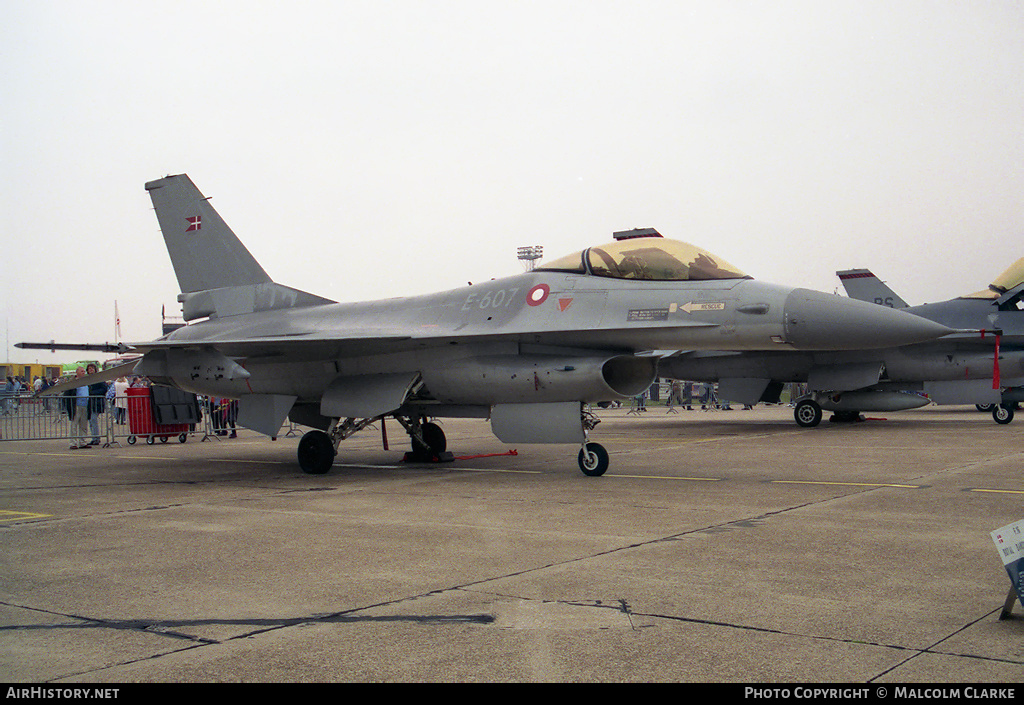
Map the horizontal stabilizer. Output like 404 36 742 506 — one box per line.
38 361 140 396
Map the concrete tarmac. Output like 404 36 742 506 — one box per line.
2 404 1023 683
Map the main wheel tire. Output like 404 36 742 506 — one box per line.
794 399 823 428
976 403 995 412
578 442 609 477
298 430 336 474
993 404 1014 425
417 422 447 454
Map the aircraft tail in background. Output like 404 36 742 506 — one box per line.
836 269 908 309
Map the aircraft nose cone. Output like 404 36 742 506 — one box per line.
783 288 951 350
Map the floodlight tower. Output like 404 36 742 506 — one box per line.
517 245 544 271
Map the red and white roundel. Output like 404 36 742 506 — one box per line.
526 284 550 306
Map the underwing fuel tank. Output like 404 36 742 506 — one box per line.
815 390 930 412
420 354 657 405
884 349 1024 382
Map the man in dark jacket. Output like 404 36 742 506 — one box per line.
86 363 106 445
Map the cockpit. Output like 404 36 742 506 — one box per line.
963 256 1024 307
537 232 750 282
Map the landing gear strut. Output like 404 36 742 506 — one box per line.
993 403 1015 425
395 415 452 462
577 405 608 476
578 442 609 476
297 416 380 474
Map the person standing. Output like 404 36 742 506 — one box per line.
86 363 106 445
66 367 90 449
2 377 13 415
114 376 128 424
683 380 694 410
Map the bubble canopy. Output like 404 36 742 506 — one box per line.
963 256 1024 300
537 238 751 281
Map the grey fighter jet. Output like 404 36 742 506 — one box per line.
660 259 1024 426
20 175 953 475
835 264 1024 423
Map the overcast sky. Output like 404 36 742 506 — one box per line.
3 1 1023 364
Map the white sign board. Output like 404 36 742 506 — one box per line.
991 519 1024 605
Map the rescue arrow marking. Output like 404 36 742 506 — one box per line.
680 301 726 314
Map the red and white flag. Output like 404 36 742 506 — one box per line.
186 215 202 232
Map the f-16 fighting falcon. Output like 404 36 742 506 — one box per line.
20 175 954 475
659 261 1023 427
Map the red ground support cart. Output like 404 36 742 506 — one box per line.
126 387 190 445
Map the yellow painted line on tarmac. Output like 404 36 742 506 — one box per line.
0 451 83 457
606 474 722 481
0 510 51 522
0 450 180 460
115 456 180 461
601 436 758 444
771 480 922 489
209 458 291 465
969 488 1024 495
452 467 542 474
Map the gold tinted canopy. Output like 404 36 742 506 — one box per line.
539 238 750 281
963 256 1024 299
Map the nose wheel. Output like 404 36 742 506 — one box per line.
993 403 1015 425
578 442 609 476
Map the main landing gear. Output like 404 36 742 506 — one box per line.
296 413 451 474
297 406 609 477
793 398 823 428
394 416 451 462
297 429 336 475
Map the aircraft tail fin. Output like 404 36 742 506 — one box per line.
146 174 333 321
836 269 908 309
146 174 272 293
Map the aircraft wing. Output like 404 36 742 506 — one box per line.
123 321 722 360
